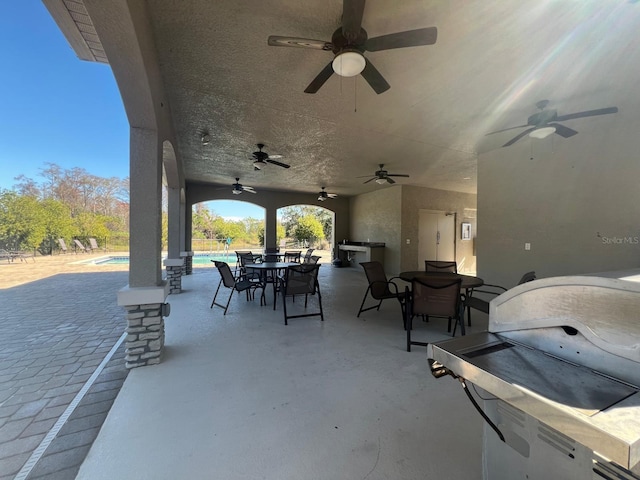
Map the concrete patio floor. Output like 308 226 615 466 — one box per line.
77 265 485 480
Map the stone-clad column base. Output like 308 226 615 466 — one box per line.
164 258 184 294
181 251 194 275
118 283 169 369
123 304 165 368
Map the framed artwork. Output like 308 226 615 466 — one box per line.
461 222 471 240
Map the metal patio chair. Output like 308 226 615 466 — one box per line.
276 263 323 325
406 276 464 352
357 261 406 323
210 261 264 314
424 260 458 273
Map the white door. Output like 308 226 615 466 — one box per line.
418 210 455 269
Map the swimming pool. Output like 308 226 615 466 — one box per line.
89 253 236 265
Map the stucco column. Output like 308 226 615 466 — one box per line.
118 127 168 368
265 208 277 250
165 186 183 292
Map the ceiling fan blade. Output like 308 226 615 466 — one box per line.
328 193 338 198
361 59 390 94
365 27 438 52
555 107 618 122
547 123 578 138
266 159 290 168
342 0 366 41
267 36 333 51
486 124 530 136
304 62 335 93
243 187 257 194
387 174 410 178
502 127 536 147
386 177 396 184
363 177 376 184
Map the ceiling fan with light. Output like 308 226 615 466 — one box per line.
267 0 437 94
486 100 619 147
317 187 338 201
251 144 290 170
359 164 409 185
231 178 256 195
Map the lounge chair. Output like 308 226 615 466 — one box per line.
57 238 69 254
0 249 13 263
89 238 108 252
73 239 89 253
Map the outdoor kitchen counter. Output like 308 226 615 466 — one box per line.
338 242 385 267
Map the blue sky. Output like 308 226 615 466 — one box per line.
0 2 261 220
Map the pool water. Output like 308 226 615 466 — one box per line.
93 253 236 265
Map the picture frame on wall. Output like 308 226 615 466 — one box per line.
461 222 471 240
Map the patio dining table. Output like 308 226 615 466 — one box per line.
245 262 298 309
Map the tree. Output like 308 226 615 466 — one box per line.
292 215 324 246
0 190 46 250
40 198 75 254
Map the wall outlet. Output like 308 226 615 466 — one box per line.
406 239 410 244
524 242 531 251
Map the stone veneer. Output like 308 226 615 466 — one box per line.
181 251 193 275
124 303 165 368
164 258 184 294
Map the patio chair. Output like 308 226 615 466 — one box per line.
465 271 536 325
57 238 69 254
302 248 315 263
283 250 301 263
234 250 253 270
406 276 464 352
210 261 265 314
357 261 406 322
73 239 89 253
424 260 457 273
276 263 323 325
89 237 108 252
0 249 13 263
307 255 321 264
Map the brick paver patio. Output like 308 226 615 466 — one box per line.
0 268 129 480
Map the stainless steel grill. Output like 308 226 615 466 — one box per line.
427 270 640 479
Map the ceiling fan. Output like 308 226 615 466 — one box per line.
317 187 338 201
486 100 619 147
267 0 437 94
251 144 290 170
359 164 409 184
231 178 256 195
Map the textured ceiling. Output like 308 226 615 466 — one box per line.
138 0 639 197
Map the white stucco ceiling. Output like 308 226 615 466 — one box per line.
46 0 640 198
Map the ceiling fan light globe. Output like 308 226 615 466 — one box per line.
332 51 365 77
375 178 387 185
232 189 242 195
253 160 264 169
529 126 556 139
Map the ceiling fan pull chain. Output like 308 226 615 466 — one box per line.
353 75 358 112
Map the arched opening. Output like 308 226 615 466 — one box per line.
191 199 266 257
277 204 336 260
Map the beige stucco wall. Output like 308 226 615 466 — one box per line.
477 117 640 288
349 186 477 275
349 187 403 272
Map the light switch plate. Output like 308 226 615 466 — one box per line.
525 243 531 250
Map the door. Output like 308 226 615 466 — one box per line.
418 210 455 269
